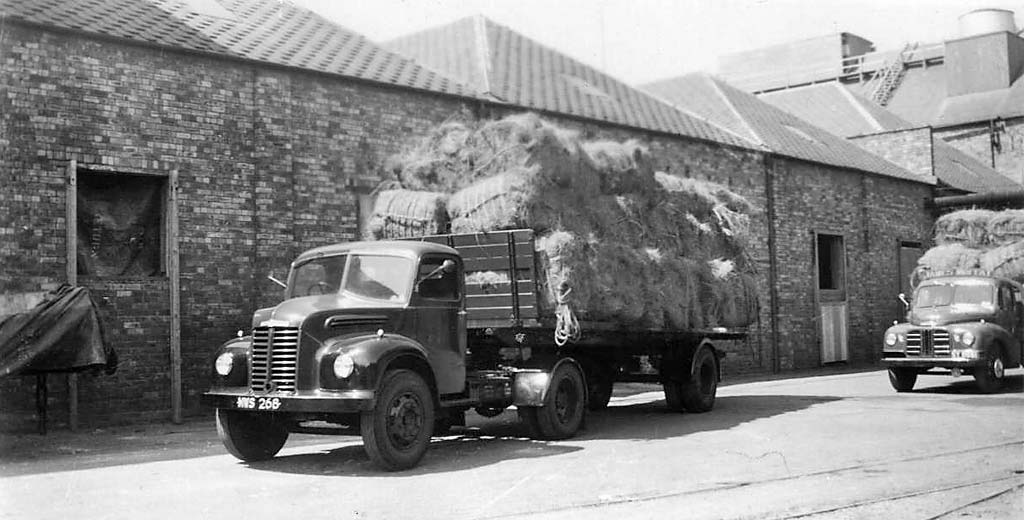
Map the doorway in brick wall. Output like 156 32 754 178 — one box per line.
815 232 849 364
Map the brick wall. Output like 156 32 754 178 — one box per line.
769 158 932 369
851 128 935 182
936 116 1024 185
0 25 468 430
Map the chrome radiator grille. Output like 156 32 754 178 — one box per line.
906 329 950 357
251 326 299 392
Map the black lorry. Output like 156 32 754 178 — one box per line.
203 230 746 470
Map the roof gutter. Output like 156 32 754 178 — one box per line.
931 189 1024 208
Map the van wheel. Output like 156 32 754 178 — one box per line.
361 369 434 471
888 368 917 392
681 347 718 413
518 362 585 440
974 352 1005 394
216 409 289 461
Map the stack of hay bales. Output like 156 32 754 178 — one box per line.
369 113 759 329
915 209 1024 285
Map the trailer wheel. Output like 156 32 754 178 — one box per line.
215 408 289 462
518 362 585 440
681 347 718 413
361 369 435 471
974 351 1006 394
888 368 917 392
662 381 685 412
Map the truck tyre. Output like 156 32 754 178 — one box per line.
888 368 917 392
681 346 718 413
518 362 585 440
662 381 685 412
586 366 614 411
215 408 289 462
361 369 435 471
974 351 1006 394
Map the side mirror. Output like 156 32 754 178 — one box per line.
898 293 910 310
416 259 457 292
267 272 287 289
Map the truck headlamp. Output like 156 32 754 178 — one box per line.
333 354 355 379
215 352 234 376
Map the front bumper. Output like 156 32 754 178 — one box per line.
880 356 984 369
201 389 375 413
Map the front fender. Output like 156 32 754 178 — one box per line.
316 334 430 394
209 336 251 389
954 322 1017 355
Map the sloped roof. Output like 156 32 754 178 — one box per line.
846 61 1024 128
0 0 472 97
759 83 1020 193
384 16 756 149
642 74 930 184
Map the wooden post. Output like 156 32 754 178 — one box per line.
168 170 182 424
65 160 79 431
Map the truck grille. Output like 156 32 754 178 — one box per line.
251 326 299 392
906 329 950 357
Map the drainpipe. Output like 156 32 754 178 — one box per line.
763 154 781 374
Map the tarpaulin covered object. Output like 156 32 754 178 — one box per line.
0 285 116 377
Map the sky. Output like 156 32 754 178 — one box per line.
290 0 1024 85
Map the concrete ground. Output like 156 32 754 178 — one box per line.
1 367 1021 520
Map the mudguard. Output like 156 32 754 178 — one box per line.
316 333 435 396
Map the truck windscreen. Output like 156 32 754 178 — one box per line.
914 282 995 309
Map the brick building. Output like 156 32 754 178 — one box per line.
1 1 933 430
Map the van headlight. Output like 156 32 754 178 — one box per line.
333 354 355 379
960 330 975 347
215 352 234 376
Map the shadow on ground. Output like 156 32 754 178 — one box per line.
244 393 840 477
909 373 1023 402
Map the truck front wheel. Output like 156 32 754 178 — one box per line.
518 362 585 440
974 351 1006 394
215 409 289 462
361 369 435 471
888 368 917 392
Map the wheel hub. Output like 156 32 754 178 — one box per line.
387 393 423 448
993 357 1004 379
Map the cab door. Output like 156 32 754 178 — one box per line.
412 254 466 394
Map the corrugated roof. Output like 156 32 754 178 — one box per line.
759 83 1020 193
384 16 757 149
643 74 930 184
0 0 472 97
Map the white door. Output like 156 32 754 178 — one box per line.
820 302 849 363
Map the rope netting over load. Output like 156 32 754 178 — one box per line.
368 113 760 331
915 209 1024 286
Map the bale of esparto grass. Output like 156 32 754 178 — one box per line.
914 243 983 282
987 210 1024 247
365 189 448 240
581 140 659 196
934 209 995 248
980 241 1024 283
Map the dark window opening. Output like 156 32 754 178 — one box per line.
817 234 845 291
77 172 166 277
417 257 459 301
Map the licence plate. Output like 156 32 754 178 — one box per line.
235 396 282 411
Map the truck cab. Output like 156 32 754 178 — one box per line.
882 274 1024 393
